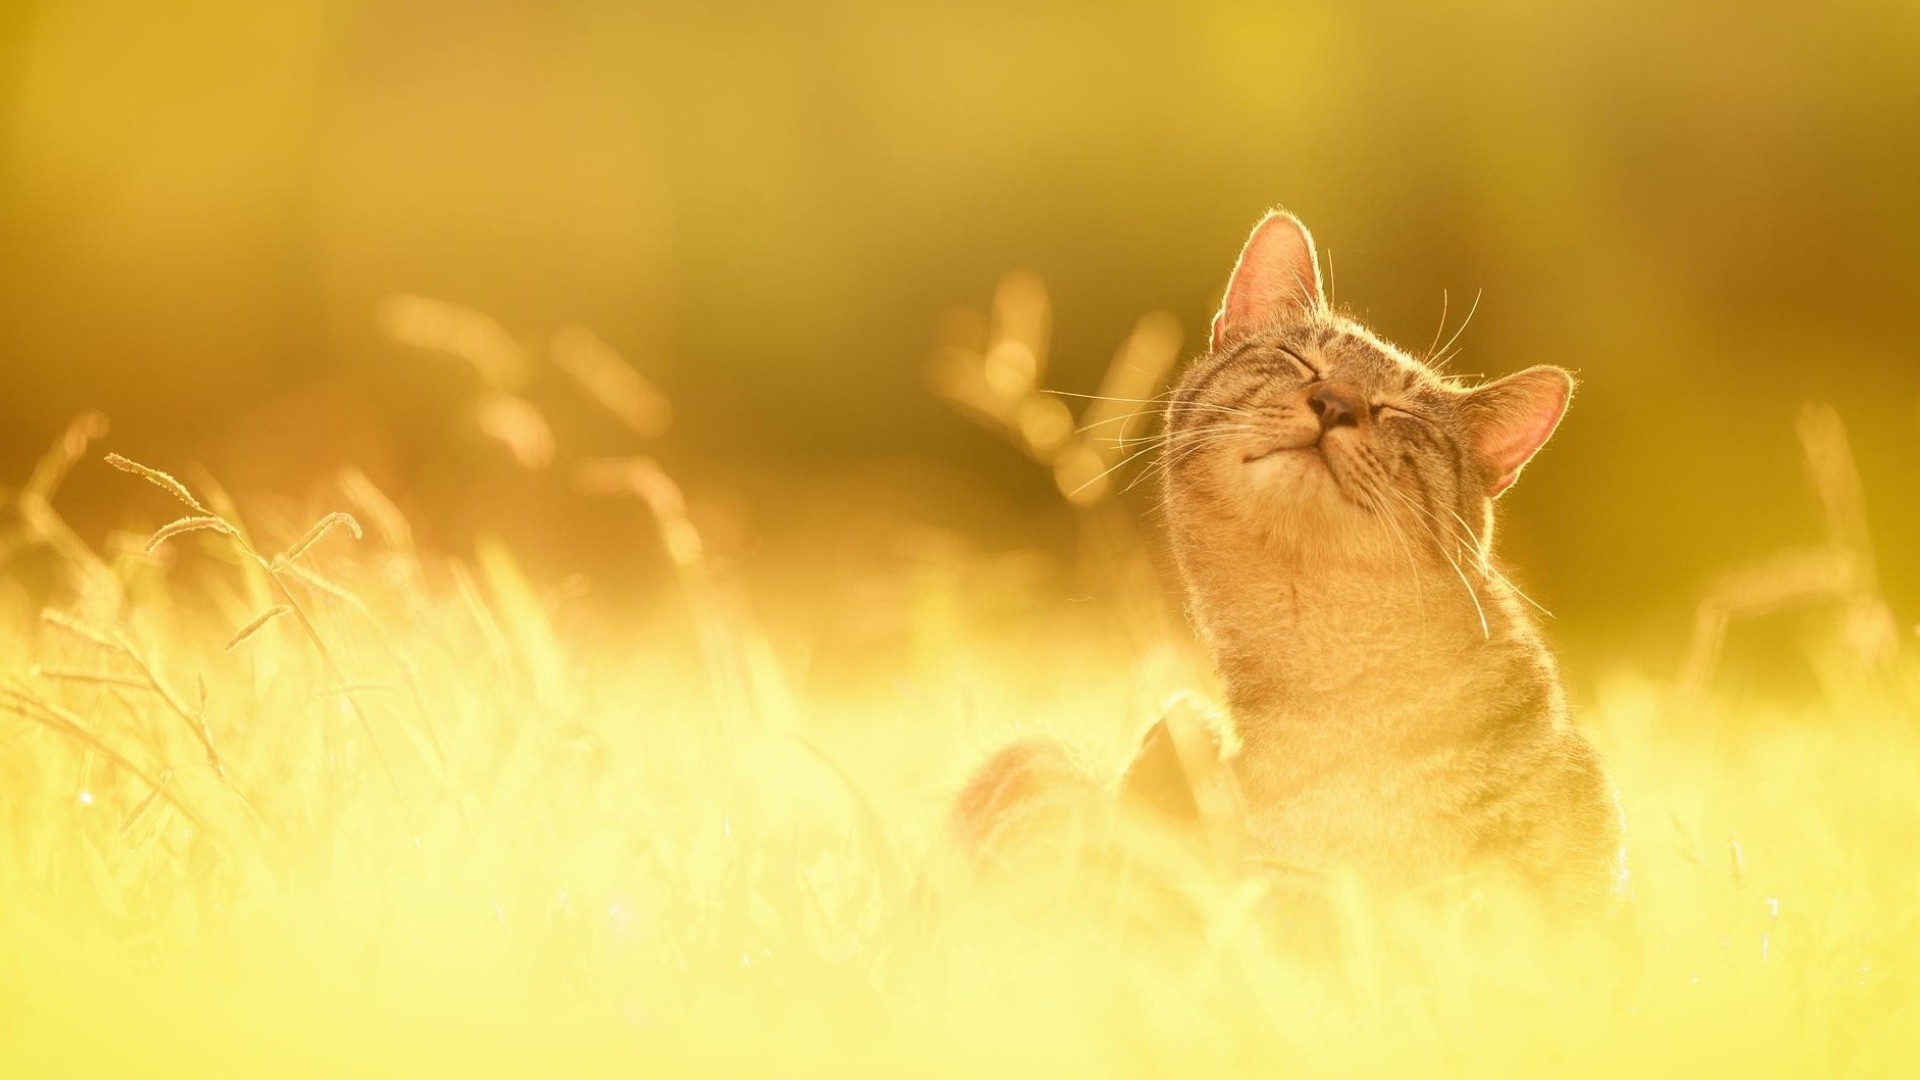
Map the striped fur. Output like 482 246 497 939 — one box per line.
1163 211 1625 906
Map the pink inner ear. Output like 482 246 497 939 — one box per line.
1472 369 1571 496
1212 211 1321 349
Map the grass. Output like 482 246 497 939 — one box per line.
0 297 1917 1077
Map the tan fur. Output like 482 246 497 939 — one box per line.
952 210 1625 912
1165 211 1624 906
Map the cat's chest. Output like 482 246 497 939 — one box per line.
1223 656 1558 872
1202 570 1493 701
1231 688 1479 788
1222 625 1497 733
1228 706 1493 878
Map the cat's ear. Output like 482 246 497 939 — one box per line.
1211 210 1323 350
1461 366 1574 497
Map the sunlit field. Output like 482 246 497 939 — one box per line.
4 3 1920 1075
2 290 1916 1077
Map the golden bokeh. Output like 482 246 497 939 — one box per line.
1 2 1917 1076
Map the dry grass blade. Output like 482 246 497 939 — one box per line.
475 393 555 470
146 515 238 552
1679 545 1858 690
104 453 211 514
30 667 150 691
224 605 292 652
337 468 413 550
280 512 364 563
926 349 1021 429
1798 403 1878 590
119 767 174 836
25 411 110 502
378 292 529 389
988 270 1051 393
270 556 371 615
41 608 127 654
16 492 123 611
551 325 674 437
41 608 231 778
0 684 215 840
1679 404 1896 688
313 682 397 699
573 457 703 566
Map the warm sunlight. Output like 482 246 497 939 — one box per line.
1 2 1916 1077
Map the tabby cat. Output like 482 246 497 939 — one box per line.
955 210 1624 910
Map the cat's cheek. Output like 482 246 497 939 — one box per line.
1174 454 1234 494
1238 452 1307 503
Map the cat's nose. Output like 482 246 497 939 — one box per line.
1307 382 1365 431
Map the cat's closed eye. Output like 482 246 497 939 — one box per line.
1275 347 1319 380
1372 403 1422 422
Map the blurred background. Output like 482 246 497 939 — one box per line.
1 0 1916 680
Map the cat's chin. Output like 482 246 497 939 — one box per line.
1239 448 1368 517
1240 444 1321 470
1241 445 1338 490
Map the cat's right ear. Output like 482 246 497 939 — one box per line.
1211 210 1324 351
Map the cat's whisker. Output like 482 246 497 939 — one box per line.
1435 536 1491 640
1044 389 1181 407
1426 288 1482 370
1423 288 1451 365
1442 505 1554 617
1366 479 1428 620
1163 421 1263 440
1394 491 1553 620
1079 423 1260 498
1403 496 1545 632
1074 413 1150 434
1076 401 1253 434
1055 389 1260 422
1155 425 1261 447
1130 426 1256 493
1106 424 1259 451
1073 440 1174 499
1140 430 1246 478
1098 413 1259 443
1373 483 1488 638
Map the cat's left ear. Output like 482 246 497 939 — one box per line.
1460 366 1574 497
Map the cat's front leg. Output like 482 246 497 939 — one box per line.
1117 693 1248 869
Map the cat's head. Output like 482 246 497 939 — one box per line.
1164 210 1573 563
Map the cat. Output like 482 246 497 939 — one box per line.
954 210 1625 912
